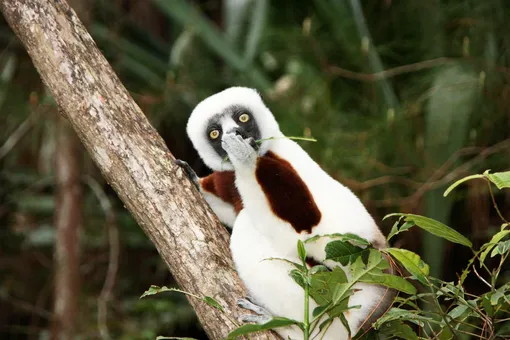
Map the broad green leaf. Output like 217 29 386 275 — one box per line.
310 268 348 306
443 174 484 197
386 248 430 285
388 214 472 247
378 320 418 340
360 272 416 295
203 296 224 312
479 230 510 264
325 240 369 266
491 239 510 258
227 317 302 338
297 240 307 263
484 170 510 189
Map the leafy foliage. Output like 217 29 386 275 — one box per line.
146 171 510 339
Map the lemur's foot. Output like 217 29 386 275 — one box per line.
237 297 272 324
175 159 200 190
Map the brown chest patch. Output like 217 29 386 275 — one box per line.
200 171 243 213
255 151 321 233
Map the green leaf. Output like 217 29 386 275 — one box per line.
202 296 224 312
378 320 418 340
387 214 472 247
447 305 469 319
386 248 430 285
305 233 370 246
325 240 369 266
290 269 307 287
152 0 271 89
443 174 484 197
387 218 413 241
491 239 510 258
310 265 330 275
140 285 199 299
479 230 510 264
227 317 302 338
374 308 437 329
484 170 510 189
297 240 307 263
309 268 348 306
360 272 416 295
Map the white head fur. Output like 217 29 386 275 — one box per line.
187 87 283 171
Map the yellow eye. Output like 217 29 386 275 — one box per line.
239 113 250 123
209 130 220 139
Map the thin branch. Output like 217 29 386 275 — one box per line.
84 176 119 340
0 108 39 160
328 57 455 82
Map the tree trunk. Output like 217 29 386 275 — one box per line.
0 1 280 339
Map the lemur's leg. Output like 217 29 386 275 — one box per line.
175 159 200 189
237 297 272 324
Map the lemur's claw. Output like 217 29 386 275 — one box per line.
175 159 200 189
237 297 271 316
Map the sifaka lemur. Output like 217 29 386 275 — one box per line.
178 87 393 339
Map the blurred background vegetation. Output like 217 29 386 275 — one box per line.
0 0 509 339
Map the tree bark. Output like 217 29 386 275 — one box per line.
0 1 280 339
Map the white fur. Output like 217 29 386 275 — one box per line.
187 87 282 171
201 191 237 227
187 87 388 339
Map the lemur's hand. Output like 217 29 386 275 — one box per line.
175 159 200 190
221 133 258 169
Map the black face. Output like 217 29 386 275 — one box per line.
206 105 261 160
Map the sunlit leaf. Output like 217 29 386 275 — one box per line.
305 233 370 246
479 230 510 264
387 214 472 247
443 174 484 197
484 170 510 189
491 239 510 258
386 248 430 285
297 240 307 263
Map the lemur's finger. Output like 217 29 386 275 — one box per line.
239 314 272 324
175 159 200 189
237 297 271 316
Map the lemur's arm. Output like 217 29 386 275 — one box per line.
175 160 242 228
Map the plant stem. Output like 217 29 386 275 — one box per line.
487 180 509 224
304 282 310 340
